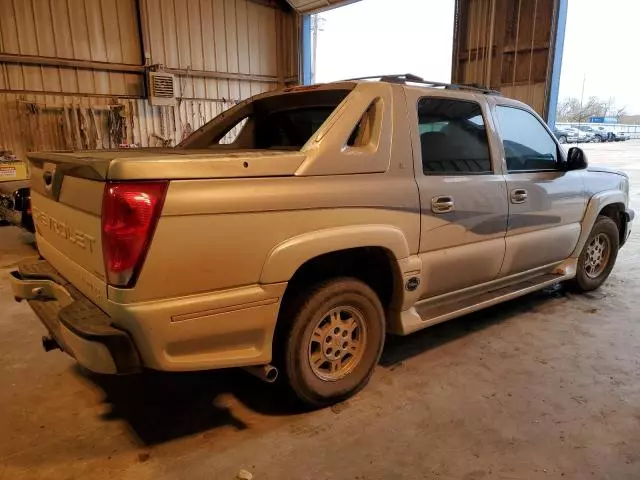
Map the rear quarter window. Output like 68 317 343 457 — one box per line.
417 98 493 175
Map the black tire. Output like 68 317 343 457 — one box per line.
593 135 602 143
567 215 619 292
558 135 567 144
279 277 385 407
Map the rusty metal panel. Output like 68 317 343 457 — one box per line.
280 7 299 79
141 0 295 100
214 0 231 98
0 0 143 96
0 0 299 162
452 0 559 118
0 93 246 160
117 0 143 64
260 5 278 76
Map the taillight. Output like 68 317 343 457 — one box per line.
102 181 168 287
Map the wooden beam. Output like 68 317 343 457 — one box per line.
0 53 144 73
163 67 281 84
0 54 284 84
451 0 465 82
0 89 142 99
458 42 549 61
491 0 508 88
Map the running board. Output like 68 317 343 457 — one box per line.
398 272 570 335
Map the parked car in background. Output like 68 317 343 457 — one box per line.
592 126 615 142
553 126 578 144
563 127 592 143
0 180 34 232
615 131 629 141
576 125 607 143
575 128 593 143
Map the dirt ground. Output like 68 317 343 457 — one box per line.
1 141 639 480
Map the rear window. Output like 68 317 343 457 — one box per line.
256 107 337 149
180 88 352 150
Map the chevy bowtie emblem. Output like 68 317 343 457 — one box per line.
406 277 420 292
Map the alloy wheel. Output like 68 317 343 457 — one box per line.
308 306 367 381
584 233 611 279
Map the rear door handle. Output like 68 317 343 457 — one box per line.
431 195 455 214
510 189 528 204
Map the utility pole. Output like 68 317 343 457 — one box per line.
310 15 325 84
579 73 586 124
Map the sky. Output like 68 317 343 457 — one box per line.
314 0 454 84
315 0 640 114
559 0 640 114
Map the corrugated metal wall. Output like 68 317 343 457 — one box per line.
452 0 559 118
0 0 142 97
0 0 299 160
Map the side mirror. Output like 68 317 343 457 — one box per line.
566 147 588 171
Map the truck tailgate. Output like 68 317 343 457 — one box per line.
28 159 107 308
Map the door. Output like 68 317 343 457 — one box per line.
493 105 586 275
408 93 508 299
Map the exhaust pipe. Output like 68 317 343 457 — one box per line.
42 336 61 352
242 364 279 383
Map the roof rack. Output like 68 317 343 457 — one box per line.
343 73 502 96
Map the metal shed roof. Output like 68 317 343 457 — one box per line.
284 0 360 14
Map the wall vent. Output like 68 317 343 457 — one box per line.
148 72 176 106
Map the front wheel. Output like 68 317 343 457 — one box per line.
567 216 619 292
593 135 601 143
558 135 567 144
281 278 385 407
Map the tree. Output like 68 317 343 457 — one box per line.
557 97 580 121
613 105 627 119
556 96 626 123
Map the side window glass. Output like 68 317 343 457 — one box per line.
417 98 492 175
347 98 382 147
495 106 559 172
218 117 248 144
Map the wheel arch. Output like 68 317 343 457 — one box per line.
599 202 628 246
260 224 410 285
262 225 411 334
573 190 627 256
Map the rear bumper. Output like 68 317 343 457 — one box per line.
9 261 141 374
12 255 287 373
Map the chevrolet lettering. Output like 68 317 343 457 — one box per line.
32 207 96 253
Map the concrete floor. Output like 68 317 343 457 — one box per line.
1 141 640 480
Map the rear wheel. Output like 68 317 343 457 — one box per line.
280 278 385 407
593 135 602 143
567 216 619 292
558 135 567 144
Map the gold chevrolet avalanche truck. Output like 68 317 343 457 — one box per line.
10 75 634 407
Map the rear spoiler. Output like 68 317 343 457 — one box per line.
27 152 110 181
